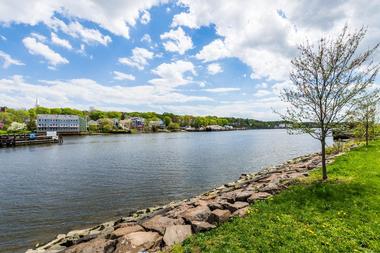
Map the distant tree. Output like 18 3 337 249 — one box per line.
35 106 51 114
98 118 114 132
168 122 180 131
352 90 380 146
89 110 105 121
278 25 379 180
164 116 172 127
7 122 27 132
50 108 62 114
105 111 122 119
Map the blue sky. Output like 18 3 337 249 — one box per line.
0 0 379 120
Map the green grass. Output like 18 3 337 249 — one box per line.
175 140 380 253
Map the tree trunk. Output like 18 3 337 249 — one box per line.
365 121 369 146
321 138 327 180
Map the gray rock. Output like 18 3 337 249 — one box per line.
181 205 211 223
141 215 183 235
190 221 216 233
111 224 144 238
232 207 250 218
235 191 254 202
223 201 249 213
163 225 192 246
207 209 231 224
115 231 162 253
247 192 271 203
64 238 116 253
207 202 223 211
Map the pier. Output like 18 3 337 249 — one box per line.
0 133 62 148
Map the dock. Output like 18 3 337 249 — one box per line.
0 134 62 148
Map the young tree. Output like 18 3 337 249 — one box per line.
279 25 379 180
352 90 380 146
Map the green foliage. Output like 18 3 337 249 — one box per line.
97 118 114 132
178 141 380 252
164 116 172 126
168 122 180 130
88 124 99 132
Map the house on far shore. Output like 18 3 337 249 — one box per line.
119 119 132 130
36 114 87 134
149 119 165 129
130 117 145 130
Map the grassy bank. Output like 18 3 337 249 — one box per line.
174 140 380 252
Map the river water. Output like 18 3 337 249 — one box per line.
0 130 332 253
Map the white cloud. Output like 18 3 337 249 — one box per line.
140 10 151 24
254 89 272 97
203 87 240 93
0 0 167 39
160 27 193 55
0 75 211 110
51 32 72 49
195 39 230 62
207 63 223 75
30 32 47 42
175 0 380 81
141 34 152 43
0 34 6 41
0 50 24 68
118 47 154 70
149 60 196 88
48 18 111 46
112 71 136 81
22 36 69 66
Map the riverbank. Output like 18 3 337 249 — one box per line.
26 142 350 253
177 140 380 252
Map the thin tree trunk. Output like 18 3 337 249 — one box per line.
365 123 369 146
321 138 327 180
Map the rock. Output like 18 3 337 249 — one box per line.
111 224 144 238
207 202 223 211
65 238 116 253
190 221 216 233
163 225 192 246
232 207 250 218
115 231 162 253
181 205 211 223
235 191 254 202
260 183 284 193
67 228 90 238
141 215 184 235
223 201 249 213
247 192 271 203
207 209 231 224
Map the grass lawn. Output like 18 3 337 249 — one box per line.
174 140 380 253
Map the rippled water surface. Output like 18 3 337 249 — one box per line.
0 130 332 252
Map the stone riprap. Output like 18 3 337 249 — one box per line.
26 151 343 253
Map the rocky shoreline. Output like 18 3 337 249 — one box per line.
26 151 343 253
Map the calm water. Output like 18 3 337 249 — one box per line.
0 130 331 253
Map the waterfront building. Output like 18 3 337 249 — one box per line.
36 114 86 133
149 119 165 129
130 117 145 130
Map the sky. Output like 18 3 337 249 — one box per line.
0 0 379 120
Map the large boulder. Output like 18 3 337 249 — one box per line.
247 192 271 203
141 215 184 235
232 207 250 218
64 238 116 253
223 201 249 213
207 209 231 224
163 225 192 246
111 224 144 238
207 201 223 211
114 231 162 253
190 221 216 233
181 205 211 223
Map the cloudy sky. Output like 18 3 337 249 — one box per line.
0 0 379 120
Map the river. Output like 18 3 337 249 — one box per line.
0 129 332 253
